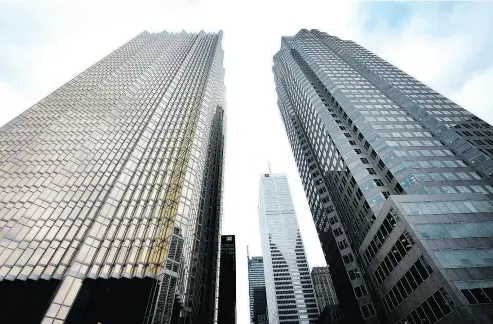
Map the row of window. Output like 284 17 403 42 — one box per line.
434 248 493 268
363 211 399 264
372 123 423 130
382 258 433 313
456 280 493 304
416 221 493 239
385 140 443 148
394 149 455 158
365 116 415 122
379 131 433 138
417 184 493 195
400 200 493 216
397 287 455 324
373 233 414 286
402 159 468 169
410 171 482 182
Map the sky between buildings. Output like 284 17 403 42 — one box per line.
1 1 493 323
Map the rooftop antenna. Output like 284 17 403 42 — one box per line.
268 161 272 174
247 245 250 259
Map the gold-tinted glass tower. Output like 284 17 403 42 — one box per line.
0 30 225 324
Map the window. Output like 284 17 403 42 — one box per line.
360 303 375 318
455 281 493 304
386 171 394 182
343 253 354 264
434 248 493 268
348 268 361 280
374 179 384 186
337 239 349 250
401 200 493 216
361 158 369 164
398 287 455 324
383 258 433 313
378 160 385 170
354 284 368 298
372 233 414 286
333 227 343 237
416 221 493 240
367 168 376 175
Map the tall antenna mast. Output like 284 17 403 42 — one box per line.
268 161 272 174
247 245 250 259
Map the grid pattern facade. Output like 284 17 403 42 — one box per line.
0 30 225 324
248 255 268 324
311 266 338 311
273 29 493 324
258 174 319 323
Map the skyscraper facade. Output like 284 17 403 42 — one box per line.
0 30 225 324
311 266 338 311
311 266 344 324
274 29 493 324
248 255 268 324
258 173 319 323
218 235 236 323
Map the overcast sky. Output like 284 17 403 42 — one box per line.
1 1 493 323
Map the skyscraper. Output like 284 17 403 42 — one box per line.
311 267 338 311
274 29 493 324
248 254 268 324
0 30 225 324
258 173 319 323
218 235 236 323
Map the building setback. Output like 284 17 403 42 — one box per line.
0 30 225 324
258 173 319 323
248 254 268 324
273 29 493 324
218 235 236 323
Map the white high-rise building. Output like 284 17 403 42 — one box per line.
258 173 319 323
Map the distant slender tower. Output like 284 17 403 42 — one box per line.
248 253 268 324
258 173 319 323
274 29 493 324
218 235 236 323
0 30 225 324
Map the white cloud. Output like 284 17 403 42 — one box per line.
0 1 492 323
355 3 493 123
453 65 493 121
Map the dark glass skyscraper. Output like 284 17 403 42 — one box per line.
218 235 236 323
274 29 493 324
0 30 225 324
248 254 268 324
